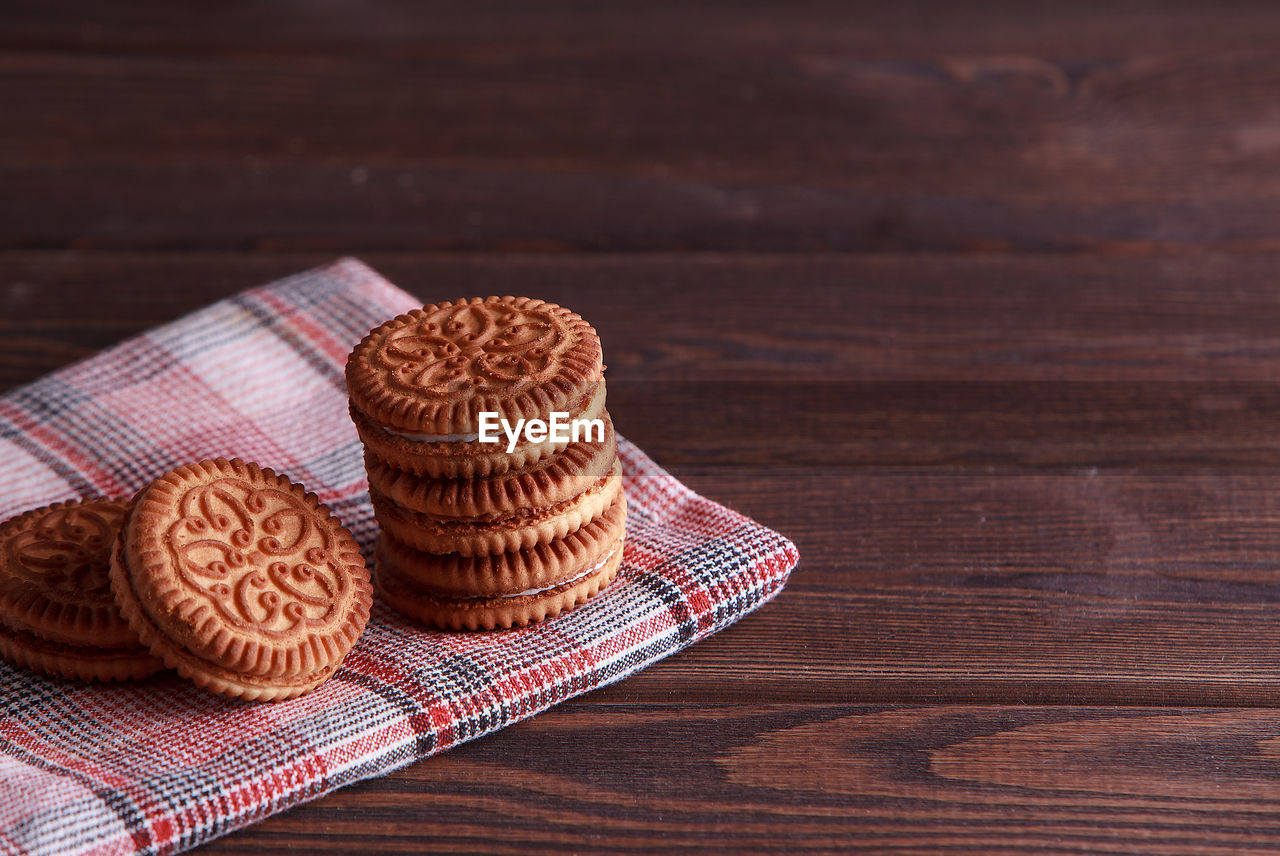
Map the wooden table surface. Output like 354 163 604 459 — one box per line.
8 3 1280 852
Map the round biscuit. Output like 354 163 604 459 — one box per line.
110 458 371 701
371 462 622 556
377 536 625 631
346 296 603 436
365 414 616 520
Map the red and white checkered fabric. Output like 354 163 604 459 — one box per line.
0 259 797 856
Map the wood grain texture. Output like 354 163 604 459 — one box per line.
7 3 1280 250
197 701 1280 855
14 251 1280 383
13 1 1280 54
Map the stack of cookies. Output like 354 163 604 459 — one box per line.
346 296 626 630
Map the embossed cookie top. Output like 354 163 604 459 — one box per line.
123 459 371 677
0 498 139 646
346 296 603 434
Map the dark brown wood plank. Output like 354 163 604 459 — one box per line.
10 1 1280 55
16 251 1280 469
653 467 1280 707
198 700 1280 855
6 4 1280 249
668 468 1280 707
13 251 1280 384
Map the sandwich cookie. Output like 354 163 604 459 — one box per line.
346 296 604 478
110 459 372 701
351 381 608 479
376 492 627 630
370 460 622 556
0 498 163 681
364 413 617 521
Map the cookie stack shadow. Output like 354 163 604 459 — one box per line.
346 297 627 630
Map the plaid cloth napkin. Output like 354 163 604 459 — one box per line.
0 259 797 856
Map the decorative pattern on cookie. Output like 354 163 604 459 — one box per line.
371 463 623 556
377 533 625 631
365 413 617 519
346 296 604 435
0 498 163 681
109 459 372 701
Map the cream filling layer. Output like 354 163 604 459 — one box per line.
384 428 481 443
501 544 619 599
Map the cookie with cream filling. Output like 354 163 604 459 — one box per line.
371 460 622 556
365 413 617 520
0 498 163 681
352 380 607 479
375 492 626 631
110 458 371 701
346 296 604 478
